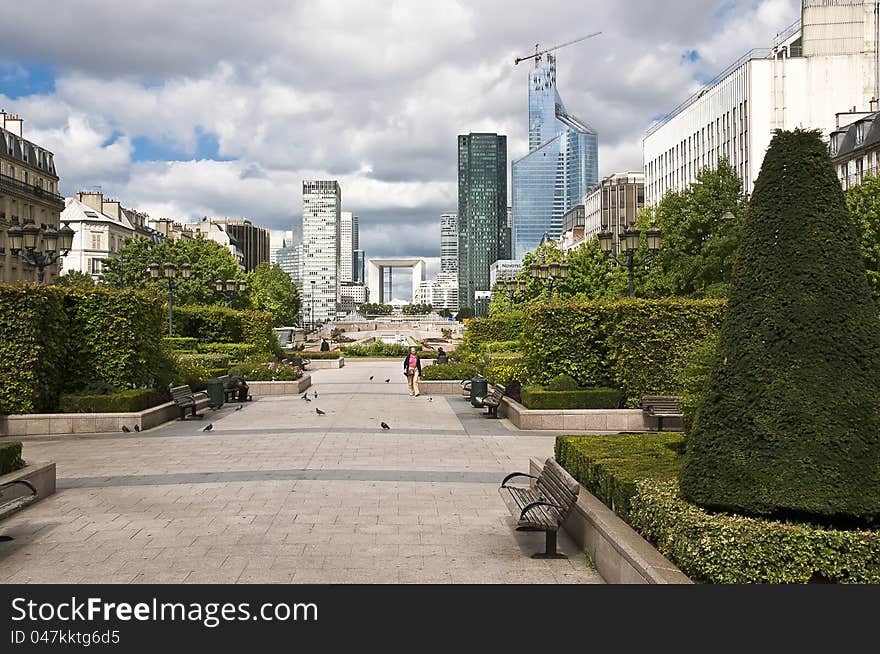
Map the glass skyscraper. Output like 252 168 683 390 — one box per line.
512 54 598 259
457 133 508 312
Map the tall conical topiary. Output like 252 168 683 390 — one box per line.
680 129 880 522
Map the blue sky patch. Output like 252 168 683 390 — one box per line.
131 128 233 162
0 61 55 99
682 50 700 63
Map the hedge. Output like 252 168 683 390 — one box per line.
630 480 880 584
229 359 303 381
421 363 479 381
483 353 530 386
555 433 685 522
521 387 624 410
463 313 525 350
341 343 438 358
0 442 25 475
163 337 198 352
197 342 263 360
523 299 726 407
298 351 343 360
60 389 166 414
173 305 277 354
176 353 230 370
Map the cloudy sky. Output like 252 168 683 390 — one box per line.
1 0 800 270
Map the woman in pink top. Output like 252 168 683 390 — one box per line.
403 346 423 397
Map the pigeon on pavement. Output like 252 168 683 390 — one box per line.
301 393 309 400
385 379 390 383
121 425 130 433
235 405 243 411
369 376 374 381
134 424 141 432
314 391 318 398
316 408 326 416
381 422 390 430
203 424 213 432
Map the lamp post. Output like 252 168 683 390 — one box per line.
214 278 247 308
310 280 316 335
6 220 75 283
529 255 569 301
149 261 191 336
496 273 528 311
598 221 662 297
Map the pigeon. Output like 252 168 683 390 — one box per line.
316 408 326 416
369 376 374 381
121 425 130 433
428 398 433 402
385 379 391 383
314 391 318 399
203 424 214 432
301 393 309 400
134 425 141 432
381 422 390 430
234 405 243 411
305 396 312 402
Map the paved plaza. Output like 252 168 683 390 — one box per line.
0 361 602 584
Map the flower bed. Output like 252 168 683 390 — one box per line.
229 359 303 381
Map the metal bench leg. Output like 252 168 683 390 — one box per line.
657 416 664 432
532 530 567 560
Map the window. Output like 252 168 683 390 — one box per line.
91 233 102 250
90 259 102 274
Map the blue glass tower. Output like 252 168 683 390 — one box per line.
512 54 598 259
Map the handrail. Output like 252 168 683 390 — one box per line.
0 172 64 204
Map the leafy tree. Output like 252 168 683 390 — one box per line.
638 158 747 298
402 304 433 315
438 308 453 319
100 235 244 306
455 307 475 321
557 238 627 300
681 130 880 522
246 262 301 326
361 303 393 316
55 269 95 287
844 174 880 306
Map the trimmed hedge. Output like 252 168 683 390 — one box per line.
0 442 25 475
483 353 529 386
630 480 880 584
523 299 726 407
173 305 277 354
478 340 521 354
196 342 262 360
555 434 685 522
176 353 230 370
229 359 303 382
421 363 479 381
521 387 624 410
60 389 166 414
463 313 525 349
299 351 343 360
341 343 438 358
163 337 198 352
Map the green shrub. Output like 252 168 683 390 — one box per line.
421 363 479 381
630 480 880 584
545 374 580 391
483 352 529 386
163 337 198 352
176 353 230 370
463 313 525 349
522 387 624 410
60 389 165 413
300 351 343 360
479 340 521 354
341 343 437 358
555 434 685 522
173 305 277 354
682 130 880 522
229 359 303 381
0 442 25 475
196 342 262 360
673 332 719 433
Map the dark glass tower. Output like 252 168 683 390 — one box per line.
457 133 508 312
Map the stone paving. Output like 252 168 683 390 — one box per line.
0 360 603 584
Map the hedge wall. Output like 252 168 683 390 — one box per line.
521 387 623 410
524 299 726 407
197 342 261 360
173 305 276 354
60 389 166 414
421 363 479 381
0 441 25 475
163 337 198 352
463 313 525 350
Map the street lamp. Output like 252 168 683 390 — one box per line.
149 260 191 336
6 220 74 282
529 254 568 301
496 273 528 311
214 278 247 308
598 220 663 297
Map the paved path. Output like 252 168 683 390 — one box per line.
0 361 603 584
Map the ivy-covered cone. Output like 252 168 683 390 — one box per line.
680 129 880 521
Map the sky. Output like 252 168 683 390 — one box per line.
0 0 801 281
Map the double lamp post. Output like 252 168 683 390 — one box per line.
148 262 191 337
598 221 662 297
5 221 75 282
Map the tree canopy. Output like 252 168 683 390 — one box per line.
246 262 301 326
844 173 880 306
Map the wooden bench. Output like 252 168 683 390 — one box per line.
0 480 38 533
474 384 506 418
499 458 580 559
642 395 683 432
169 384 209 420
216 375 240 403
460 379 472 397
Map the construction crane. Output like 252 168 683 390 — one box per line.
514 32 602 67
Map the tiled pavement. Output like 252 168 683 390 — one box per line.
0 360 603 584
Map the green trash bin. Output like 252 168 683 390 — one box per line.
206 377 224 409
470 375 488 407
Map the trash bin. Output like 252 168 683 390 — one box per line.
470 375 488 407
206 377 224 409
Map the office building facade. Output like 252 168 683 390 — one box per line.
457 133 508 311
302 180 341 324
210 218 270 272
512 54 598 259
339 211 359 284
440 212 458 274
583 173 645 253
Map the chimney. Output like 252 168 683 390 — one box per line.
76 190 105 213
3 113 23 137
871 97 879 112
102 199 121 220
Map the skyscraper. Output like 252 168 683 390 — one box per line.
302 180 341 324
457 133 508 311
440 212 458 274
512 54 598 259
339 211 359 284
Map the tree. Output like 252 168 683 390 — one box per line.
438 308 453 319
844 174 880 306
455 307 474 321
246 262 301 326
361 303 393 316
55 270 95 287
680 130 880 522
638 158 747 298
556 237 627 301
402 304 433 315
100 235 244 306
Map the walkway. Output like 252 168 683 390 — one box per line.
0 360 602 584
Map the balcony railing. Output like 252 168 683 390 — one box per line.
0 172 65 206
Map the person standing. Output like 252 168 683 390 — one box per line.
403 346 422 397
320 338 330 352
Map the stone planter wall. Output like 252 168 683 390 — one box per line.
0 462 57 519
530 458 691 585
419 380 465 395
501 397 645 432
307 358 345 370
248 375 312 397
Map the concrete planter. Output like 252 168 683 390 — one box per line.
419 380 465 395
248 375 312 397
308 358 345 370
0 461 56 519
501 397 645 432
530 458 691 585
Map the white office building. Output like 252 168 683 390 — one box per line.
644 0 880 205
302 180 341 324
440 212 458 274
339 211 359 284
489 260 523 288
414 272 459 312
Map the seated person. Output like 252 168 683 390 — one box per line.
230 375 251 402
436 347 449 365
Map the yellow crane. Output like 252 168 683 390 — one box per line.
514 32 602 67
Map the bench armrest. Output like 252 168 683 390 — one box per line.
520 500 563 521
501 472 538 489
0 479 37 497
